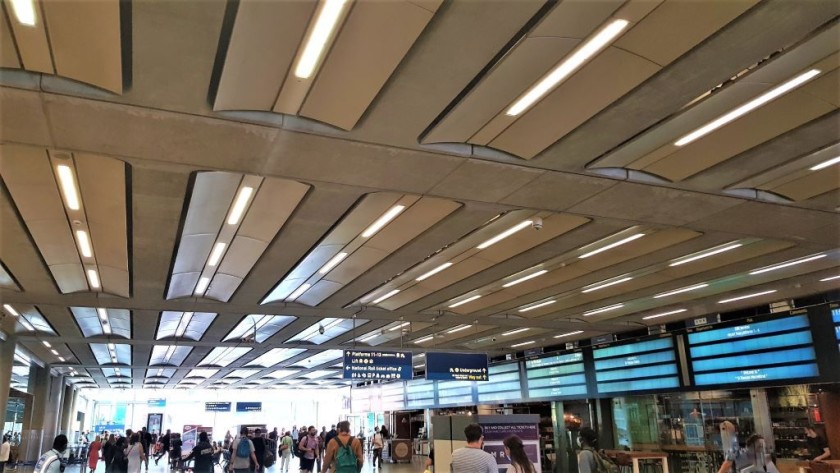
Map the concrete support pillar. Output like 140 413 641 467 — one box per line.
44 373 66 440
0 334 16 431
60 383 74 433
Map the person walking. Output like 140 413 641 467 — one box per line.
102 434 116 473
503 436 534 473
577 428 601 473
0 435 11 473
111 438 128 473
126 433 146 473
230 427 260 473
279 432 293 473
141 428 152 472
298 426 320 473
320 421 363 473
88 435 103 473
35 435 70 473
716 421 740 473
450 424 496 473
154 430 170 465
371 428 384 469
183 432 214 473
252 429 266 473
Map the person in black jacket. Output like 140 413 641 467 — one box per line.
102 435 116 473
251 429 266 473
111 438 128 473
169 434 182 471
183 432 214 473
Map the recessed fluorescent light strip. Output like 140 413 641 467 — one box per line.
294 0 349 79
288 283 312 301
583 303 624 316
820 275 840 282
227 186 254 225
87 269 100 289
477 220 532 249
749 254 826 275
503 270 548 288
10 0 37 26
670 243 742 266
194 276 210 295
3 304 19 316
579 233 645 259
502 328 530 336
642 309 687 320
207 242 227 267
56 164 80 210
449 294 481 308
718 290 777 304
416 262 453 281
372 289 399 304
519 300 555 313
175 312 194 337
447 324 473 334
362 205 406 238
810 156 840 171
75 230 93 258
554 330 584 339
359 334 378 343
654 283 709 298
389 322 409 332
319 252 348 274
675 69 821 146
511 340 535 348
506 19 630 116
582 276 633 293
43 340 51 348
414 335 434 344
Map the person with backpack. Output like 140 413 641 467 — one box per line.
320 421 363 473
577 427 618 473
503 436 534 473
299 426 320 473
279 432 293 473
230 427 260 473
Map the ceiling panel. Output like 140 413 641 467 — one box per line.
156 311 217 341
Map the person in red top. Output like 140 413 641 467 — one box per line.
88 436 102 473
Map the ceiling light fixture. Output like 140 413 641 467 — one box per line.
359 334 378 343
578 233 645 259
502 328 530 336
293 0 349 79
207 242 227 267
175 312 194 337
3 304 18 316
675 69 821 146
503 269 548 288
449 294 481 308
75 230 93 258
10 0 37 26
389 322 409 332
102 322 111 335
42 340 51 348
820 275 840 282
227 186 254 225
97 308 108 321
810 156 840 171
654 283 709 298
288 283 312 301
506 19 630 116
554 330 584 339
415 364 425 369
413 335 434 344
669 243 743 266
58 356 65 362
87 269 100 289
50 349 59 355
194 277 210 295
362 205 406 238
749 254 826 275
19 318 35 331
582 276 633 293
642 309 687 320
718 289 777 304
372 289 400 304
584 303 624 316
318 252 348 275
477 220 533 249
416 262 453 281
56 165 80 210
511 340 535 348
519 300 555 313
447 324 473 334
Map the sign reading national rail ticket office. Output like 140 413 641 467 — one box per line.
343 350 413 380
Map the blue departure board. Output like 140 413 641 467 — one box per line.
593 337 680 394
343 350 413 380
437 380 474 406
525 351 588 399
832 308 840 351
405 379 435 409
426 352 489 381
476 363 521 403
688 313 819 386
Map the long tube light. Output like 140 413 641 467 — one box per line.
578 233 645 259
554 330 584 339
810 156 840 171
227 186 254 225
359 334 378 343
372 289 399 304
362 205 405 238
749 254 826 275
654 283 709 299
75 230 93 258
506 19 630 116
477 220 532 249
208 242 227 267
669 243 742 266
87 269 100 289
413 335 434 344
519 300 555 313
502 328 530 336
447 324 473 334
3 304 19 316
10 0 37 26
97 308 108 321
389 322 409 332
642 309 687 320
502 270 548 288
194 276 210 295
416 262 453 281
582 276 633 293
56 165 80 210
175 312 194 337
449 294 481 308
820 275 840 282
288 283 312 301
583 303 624 316
511 340 535 348
43 340 51 348
294 0 349 79
19 318 34 331
319 252 348 274
675 69 821 146
718 289 777 304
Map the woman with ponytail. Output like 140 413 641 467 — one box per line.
503 436 534 473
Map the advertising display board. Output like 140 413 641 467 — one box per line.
343 350 413 380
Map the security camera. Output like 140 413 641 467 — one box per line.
532 218 543 230
318 325 325 335
491 337 497 342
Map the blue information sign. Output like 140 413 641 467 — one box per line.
593 337 680 394
688 313 819 386
235 402 261 412
205 402 231 412
147 399 166 408
426 352 488 381
343 350 413 380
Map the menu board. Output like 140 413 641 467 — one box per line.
437 379 475 406
687 313 819 386
405 379 436 409
343 350 413 380
426 352 489 381
476 363 522 403
833 308 840 351
525 351 588 399
593 337 680 394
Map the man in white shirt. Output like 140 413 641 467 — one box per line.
450 424 497 473
229 428 259 473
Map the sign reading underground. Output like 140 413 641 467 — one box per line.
343 350 413 380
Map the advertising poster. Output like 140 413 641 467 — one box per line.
480 422 541 473
183 425 213 451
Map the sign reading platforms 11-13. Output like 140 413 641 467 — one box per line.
343 350 413 380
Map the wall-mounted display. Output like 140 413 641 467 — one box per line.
525 351 588 399
593 337 680 394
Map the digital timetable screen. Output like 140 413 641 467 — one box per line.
593 337 680 394
476 363 521 403
832 308 840 351
687 313 819 386
525 351 588 399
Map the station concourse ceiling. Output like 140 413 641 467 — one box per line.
0 0 838 390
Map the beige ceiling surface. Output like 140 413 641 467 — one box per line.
0 0 838 389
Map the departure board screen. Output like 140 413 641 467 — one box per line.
405 379 435 409
476 363 521 403
687 313 819 386
380 383 405 411
437 380 474 406
593 337 680 394
833 308 840 351
525 351 588 399
426 352 489 381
